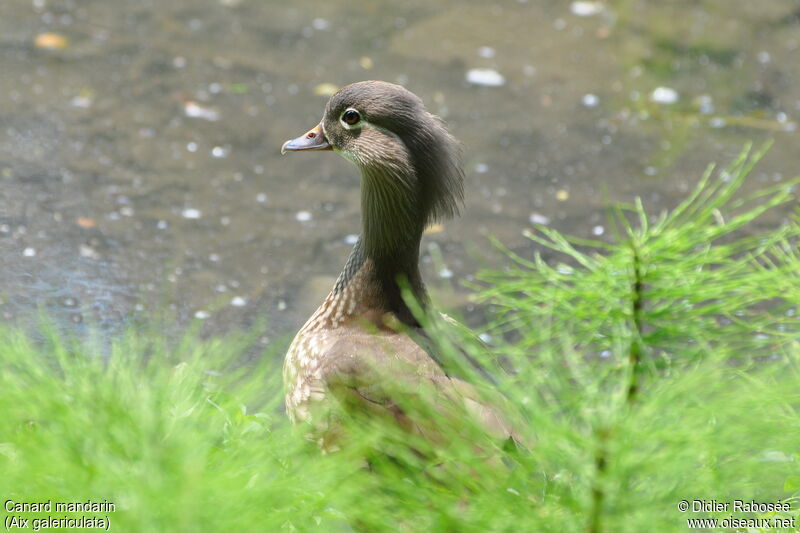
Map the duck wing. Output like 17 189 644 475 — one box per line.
315 329 519 447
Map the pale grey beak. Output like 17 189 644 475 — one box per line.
281 123 332 154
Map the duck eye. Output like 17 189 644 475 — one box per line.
341 109 361 126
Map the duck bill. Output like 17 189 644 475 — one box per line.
280 123 332 154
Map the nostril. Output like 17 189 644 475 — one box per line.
307 132 316 138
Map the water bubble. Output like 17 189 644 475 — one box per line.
529 212 551 225
465 68 506 87
183 101 220 122
230 296 247 307
295 210 312 222
650 87 679 104
182 208 202 219
211 146 229 158
581 93 599 108
570 1 604 16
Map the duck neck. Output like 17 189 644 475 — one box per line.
333 165 427 327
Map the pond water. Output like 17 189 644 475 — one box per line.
0 0 797 346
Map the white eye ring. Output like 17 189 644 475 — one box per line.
340 108 362 129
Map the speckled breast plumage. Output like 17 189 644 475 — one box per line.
283 256 376 425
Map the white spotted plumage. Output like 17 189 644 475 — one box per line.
283 263 370 424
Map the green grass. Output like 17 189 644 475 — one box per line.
1 146 799 532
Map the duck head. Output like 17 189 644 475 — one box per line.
282 81 464 259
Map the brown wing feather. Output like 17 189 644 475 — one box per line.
313 330 519 449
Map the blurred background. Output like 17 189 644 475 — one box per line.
0 0 797 344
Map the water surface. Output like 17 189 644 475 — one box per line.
1 0 797 344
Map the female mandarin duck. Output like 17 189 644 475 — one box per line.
281 81 516 450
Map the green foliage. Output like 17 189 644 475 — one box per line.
480 145 798 362
1 147 798 532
